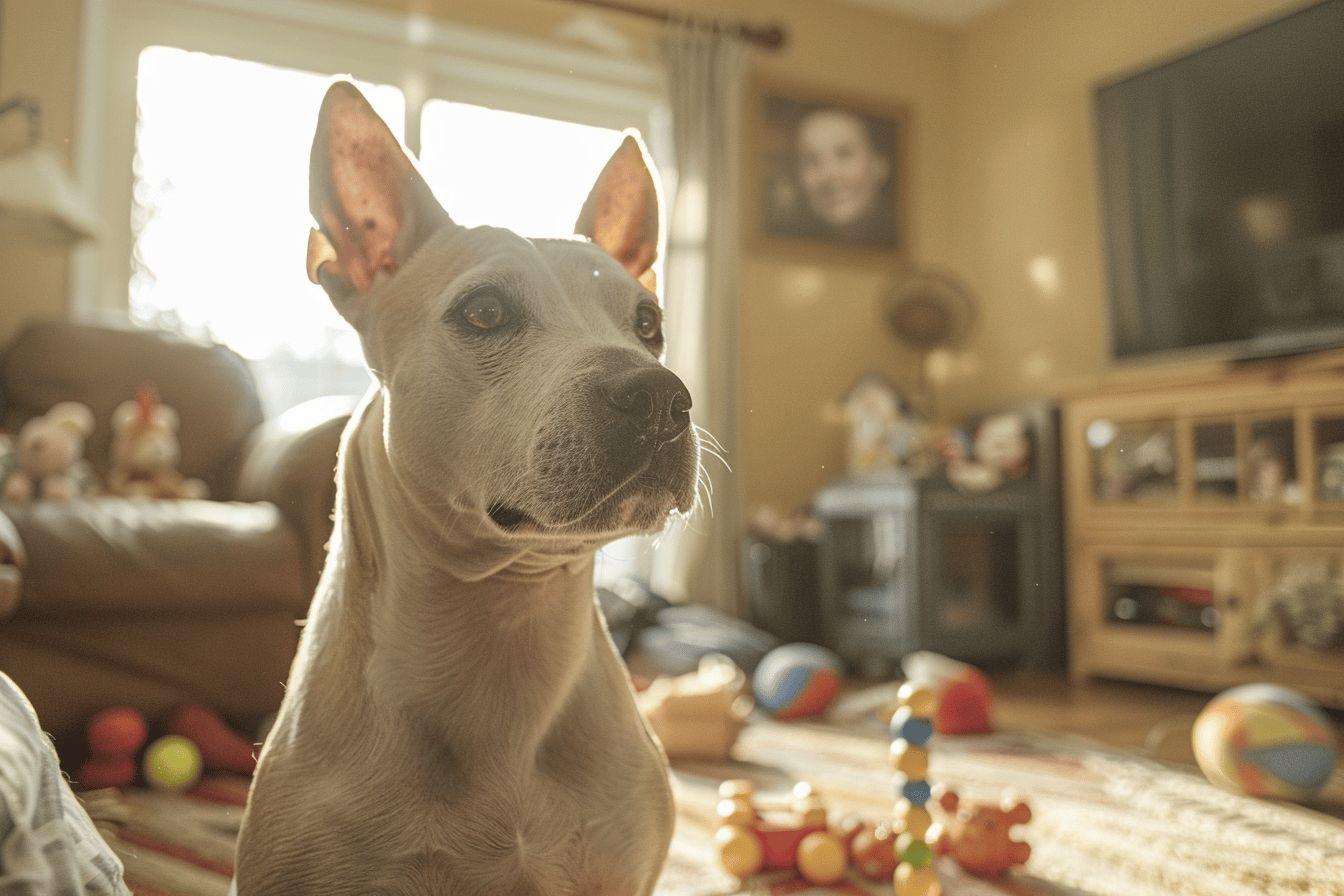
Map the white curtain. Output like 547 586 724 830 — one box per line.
650 24 746 615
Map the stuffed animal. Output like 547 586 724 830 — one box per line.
0 402 97 502
934 789 1031 877
106 385 207 500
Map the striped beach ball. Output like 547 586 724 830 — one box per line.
753 644 844 720
1192 684 1338 801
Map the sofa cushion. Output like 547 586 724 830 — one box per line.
0 320 263 498
2 499 305 617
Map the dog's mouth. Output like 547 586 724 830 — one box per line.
484 480 684 539
486 502 533 532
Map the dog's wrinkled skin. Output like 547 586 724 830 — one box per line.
233 82 695 895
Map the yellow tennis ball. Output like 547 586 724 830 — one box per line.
143 735 203 793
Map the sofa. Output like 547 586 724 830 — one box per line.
0 320 354 753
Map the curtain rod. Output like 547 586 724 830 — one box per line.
549 0 787 50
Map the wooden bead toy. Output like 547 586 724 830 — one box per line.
796 831 847 885
889 741 930 778
895 862 940 896
893 800 932 839
890 683 940 896
897 683 936 716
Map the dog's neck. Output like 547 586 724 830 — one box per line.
316 390 615 766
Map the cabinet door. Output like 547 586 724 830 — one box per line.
1249 547 1344 704
1072 543 1245 687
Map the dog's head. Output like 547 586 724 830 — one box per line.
306 82 700 544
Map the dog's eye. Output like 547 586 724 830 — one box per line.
634 303 662 343
460 290 511 331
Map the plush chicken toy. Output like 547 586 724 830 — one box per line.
106 384 207 500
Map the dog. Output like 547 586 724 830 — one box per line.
233 81 698 895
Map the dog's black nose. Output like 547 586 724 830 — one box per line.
603 366 692 445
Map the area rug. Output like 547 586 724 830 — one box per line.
83 719 1344 896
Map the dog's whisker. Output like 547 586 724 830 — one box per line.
691 422 725 453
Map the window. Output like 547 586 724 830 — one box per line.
130 48 628 416
129 46 401 414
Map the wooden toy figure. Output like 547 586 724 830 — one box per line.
934 790 1032 877
713 780 849 885
890 682 940 896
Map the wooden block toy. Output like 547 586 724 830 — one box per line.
890 683 941 896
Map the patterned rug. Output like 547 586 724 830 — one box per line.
82 718 1344 896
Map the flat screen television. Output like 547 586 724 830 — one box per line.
1095 0 1344 361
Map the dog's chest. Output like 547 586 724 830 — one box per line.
371 769 665 896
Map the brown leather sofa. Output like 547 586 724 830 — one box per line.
0 320 353 752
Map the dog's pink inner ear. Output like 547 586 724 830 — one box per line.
576 134 660 281
307 82 445 307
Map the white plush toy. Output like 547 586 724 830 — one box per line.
0 402 98 502
106 384 207 500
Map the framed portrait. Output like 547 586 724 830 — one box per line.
751 81 907 259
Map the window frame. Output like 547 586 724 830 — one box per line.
79 0 664 317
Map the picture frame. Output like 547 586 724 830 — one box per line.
749 79 909 261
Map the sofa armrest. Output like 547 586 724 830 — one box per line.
234 396 356 596
0 509 24 619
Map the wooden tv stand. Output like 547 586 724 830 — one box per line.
1063 349 1344 707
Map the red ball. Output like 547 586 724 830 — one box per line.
87 707 148 758
75 755 137 790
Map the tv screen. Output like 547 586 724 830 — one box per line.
1096 0 1344 361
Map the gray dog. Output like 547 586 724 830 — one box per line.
234 81 699 895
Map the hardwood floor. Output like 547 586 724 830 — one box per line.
989 672 1344 818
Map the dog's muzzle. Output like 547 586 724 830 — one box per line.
600 366 692 447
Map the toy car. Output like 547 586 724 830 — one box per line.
713 780 849 885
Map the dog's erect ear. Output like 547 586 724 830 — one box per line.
576 133 660 290
307 81 448 324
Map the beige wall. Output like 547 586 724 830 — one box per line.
938 0 1315 419
0 0 82 343
0 0 1322 515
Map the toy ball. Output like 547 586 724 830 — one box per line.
752 644 844 720
86 706 148 758
1192 684 1337 801
75 755 137 791
143 735 204 794
795 831 846 885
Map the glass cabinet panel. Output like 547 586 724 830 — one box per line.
1193 421 1238 501
1257 553 1344 654
934 520 1021 630
1088 419 1178 502
1103 558 1219 634
1247 419 1299 505
1315 415 1344 503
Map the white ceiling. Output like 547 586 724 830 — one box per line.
841 0 1010 27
